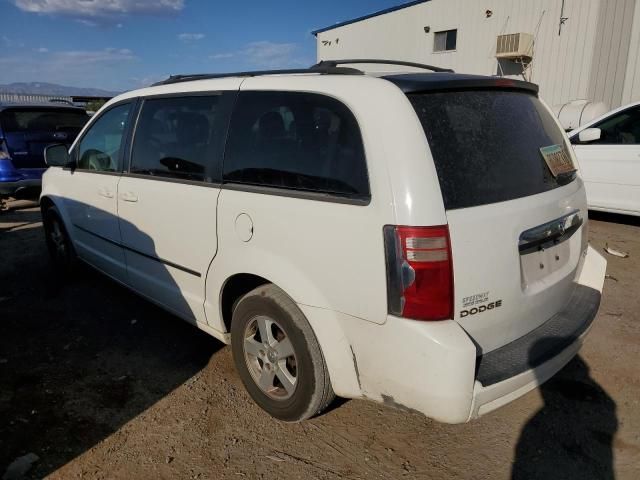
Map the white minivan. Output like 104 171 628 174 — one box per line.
41 60 606 423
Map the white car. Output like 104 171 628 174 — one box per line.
569 101 640 216
40 60 606 423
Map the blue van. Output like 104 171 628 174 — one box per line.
0 102 89 198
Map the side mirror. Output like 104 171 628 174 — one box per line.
577 128 601 144
44 144 71 167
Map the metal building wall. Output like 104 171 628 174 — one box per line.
586 0 636 109
316 0 637 109
622 0 640 104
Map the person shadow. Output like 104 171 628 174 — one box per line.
512 337 618 479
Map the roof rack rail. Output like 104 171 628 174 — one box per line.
153 65 364 86
313 59 454 73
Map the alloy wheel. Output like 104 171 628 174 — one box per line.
243 315 298 400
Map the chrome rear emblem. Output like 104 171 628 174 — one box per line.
558 222 566 235
53 132 68 140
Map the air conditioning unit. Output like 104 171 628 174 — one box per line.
496 33 534 59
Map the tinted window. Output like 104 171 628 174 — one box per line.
130 94 234 183
434 30 457 52
77 103 132 172
223 91 369 198
409 90 573 209
0 108 89 133
592 106 640 144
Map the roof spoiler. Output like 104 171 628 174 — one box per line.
384 75 539 94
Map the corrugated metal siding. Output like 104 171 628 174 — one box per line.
317 0 638 108
622 0 640 104
587 0 635 108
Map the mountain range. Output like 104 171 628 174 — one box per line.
0 82 120 97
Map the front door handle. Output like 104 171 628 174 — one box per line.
120 191 138 203
97 187 114 198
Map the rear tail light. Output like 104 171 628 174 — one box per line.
384 225 454 321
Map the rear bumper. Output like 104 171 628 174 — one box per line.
0 178 42 195
475 284 600 387
0 160 44 195
470 284 600 418
308 245 606 424
469 245 606 419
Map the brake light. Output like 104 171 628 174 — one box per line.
384 225 453 321
494 78 516 88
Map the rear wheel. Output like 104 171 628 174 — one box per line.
231 284 334 422
43 206 76 274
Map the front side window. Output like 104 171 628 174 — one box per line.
130 94 234 183
592 107 640 145
223 91 369 199
77 103 132 172
434 29 457 52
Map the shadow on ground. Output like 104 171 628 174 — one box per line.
0 204 627 479
0 206 223 478
513 341 618 479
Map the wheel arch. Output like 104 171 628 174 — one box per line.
215 271 362 399
39 194 76 246
219 272 271 334
39 194 56 213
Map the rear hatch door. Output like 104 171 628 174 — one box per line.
0 107 89 168
407 86 586 354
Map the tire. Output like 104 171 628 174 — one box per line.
231 284 335 422
43 206 77 274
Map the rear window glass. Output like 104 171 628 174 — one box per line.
408 90 574 209
223 91 369 199
0 108 89 133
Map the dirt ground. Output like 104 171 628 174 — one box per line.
1 200 639 480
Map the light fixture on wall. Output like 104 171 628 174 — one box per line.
424 26 430 33
486 10 493 18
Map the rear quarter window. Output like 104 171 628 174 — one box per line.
408 90 574 209
223 91 370 200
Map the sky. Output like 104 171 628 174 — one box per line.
0 0 404 92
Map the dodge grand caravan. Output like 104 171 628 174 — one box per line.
40 60 607 423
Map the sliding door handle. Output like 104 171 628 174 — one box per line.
120 191 138 203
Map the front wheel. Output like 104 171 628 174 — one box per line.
231 284 334 422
